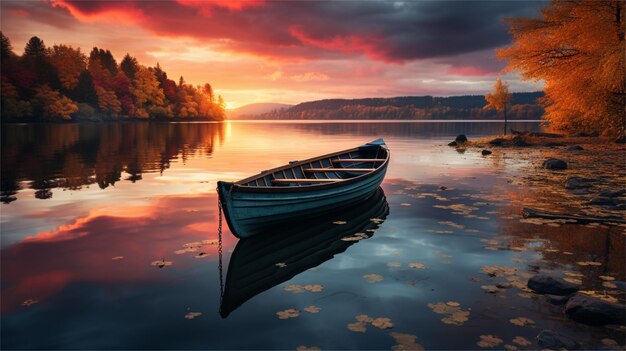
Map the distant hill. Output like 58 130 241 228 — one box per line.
228 103 294 119
241 92 545 120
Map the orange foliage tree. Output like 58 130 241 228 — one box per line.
498 0 625 136
484 78 512 135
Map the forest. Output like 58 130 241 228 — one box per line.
240 93 544 120
0 33 226 122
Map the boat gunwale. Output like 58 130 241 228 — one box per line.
230 143 389 194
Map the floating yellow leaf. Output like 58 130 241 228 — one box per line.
602 281 618 289
184 312 202 319
599 275 615 281
303 284 323 292
477 335 503 348
355 314 373 323
304 305 320 313
363 274 384 283
371 317 394 329
509 317 535 326
427 302 470 326
512 336 532 346
347 322 367 333
390 332 424 351
332 221 347 225
564 271 584 277
446 301 460 307
277 308 300 319
481 266 517 277
577 261 602 266
284 285 305 293
409 263 426 269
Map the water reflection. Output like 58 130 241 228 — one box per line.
220 188 389 318
1 123 224 203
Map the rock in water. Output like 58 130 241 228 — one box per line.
545 294 571 305
565 176 596 189
565 294 626 326
543 158 567 170
448 141 458 147
536 330 580 350
481 149 492 156
567 145 584 151
488 138 505 146
527 275 579 295
455 134 468 143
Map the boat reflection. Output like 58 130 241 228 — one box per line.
219 187 389 318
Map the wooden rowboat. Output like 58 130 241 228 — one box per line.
219 188 389 318
217 139 389 238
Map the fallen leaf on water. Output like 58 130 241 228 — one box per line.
363 274 384 283
22 299 38 307
332 221 347 225
356 314 373 323
481 285 501 294
599 275 615 281
296 346 321 351
277 308 300 319
151 259 173 268
509 317 535 326
303 284 323 292
111 256 124 260
387 262 401 268
371 317 394 329
284 285 305 293
390 332 424 351
304 305 320 313
512 336 532 346
577 261 602 266
408 263 426 269
579 290 619 303
481 266 517 277
341 233 368 241
477 335 504 348
564 271 584 277
347 322 367 333
184 312 202 320
427 302 470 326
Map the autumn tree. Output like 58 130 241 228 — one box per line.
49 45 86 91
498 0 625 136
120 54 139 80
131 66 165 118
34 85 78 120
484 78 512 135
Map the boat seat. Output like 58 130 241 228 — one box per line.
332 159 386 163
271 178 342 183
304 168 374 172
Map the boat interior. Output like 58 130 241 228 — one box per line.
240 145 388 187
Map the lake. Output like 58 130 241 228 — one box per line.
1 121 624 349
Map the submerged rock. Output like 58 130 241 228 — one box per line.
565 176 596 189
543 158 568 170
545 294 571 305
488 138 505 146
455 134 468 143
527 275 579 295
565 294 626 326
536 330 580 350
567 145 584 151
481 149 492 156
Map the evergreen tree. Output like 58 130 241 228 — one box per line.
120 54 139 79
72 70 99 107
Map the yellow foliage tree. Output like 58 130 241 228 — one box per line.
95 86 121 117
34 85 78 120
131 66 165 118
498 0 625 136
484 78 512 135
48 45 86 91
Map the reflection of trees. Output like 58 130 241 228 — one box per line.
1 122 224 201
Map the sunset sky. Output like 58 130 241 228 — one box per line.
1 0 544 108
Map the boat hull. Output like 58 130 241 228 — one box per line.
218 164 387 238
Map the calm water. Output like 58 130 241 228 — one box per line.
1 121 624 350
